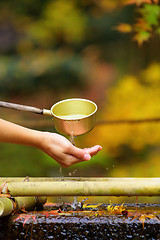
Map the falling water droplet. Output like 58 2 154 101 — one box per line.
59 167 64 180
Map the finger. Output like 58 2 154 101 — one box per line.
68 146 91 161
61 154 90 168
85 145 102 157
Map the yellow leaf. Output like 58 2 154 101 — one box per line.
133 30 151 45
115 23 132 33
83 203 101 210
107 202 125 214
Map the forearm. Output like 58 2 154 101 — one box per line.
0 118 102 167
0 118 42 148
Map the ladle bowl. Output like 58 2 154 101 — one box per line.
51 98 97 136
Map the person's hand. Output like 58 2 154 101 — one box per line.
0 118 102 168
39 132 102 167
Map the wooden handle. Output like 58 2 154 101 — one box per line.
0 101 44 114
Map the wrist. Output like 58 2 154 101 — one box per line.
31 130 46 150
35 131 52 151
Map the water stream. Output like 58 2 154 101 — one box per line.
70 131 76 146
59 118 83 210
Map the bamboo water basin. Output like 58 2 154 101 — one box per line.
1 178 160 239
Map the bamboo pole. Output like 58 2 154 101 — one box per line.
0 196 47 217
0 197 13 217
16 197 36 211
0 178 160 197
0 177 159 182
15 196 47 210
0 177 105 182
0 177 131 182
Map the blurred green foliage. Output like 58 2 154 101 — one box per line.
0 0 133 95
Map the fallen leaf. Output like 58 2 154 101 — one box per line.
13 214 37 227
107 202 125 214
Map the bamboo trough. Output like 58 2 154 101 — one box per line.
1 177 160 197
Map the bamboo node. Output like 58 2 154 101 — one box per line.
23 176 30 182
0 181 11 198
0 181 7 194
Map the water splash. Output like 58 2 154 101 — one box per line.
59 167 64 181
71 197 88 211
70 136 76 146
68 169 78 177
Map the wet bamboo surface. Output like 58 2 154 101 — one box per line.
0 177 160 197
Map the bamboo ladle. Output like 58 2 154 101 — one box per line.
0 99 97 136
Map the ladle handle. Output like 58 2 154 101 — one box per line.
0 101 46 115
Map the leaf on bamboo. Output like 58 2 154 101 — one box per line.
107 201 125 214
83 203 101 210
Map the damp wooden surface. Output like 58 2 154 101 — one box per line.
1 203 160 240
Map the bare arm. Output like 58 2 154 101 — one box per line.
0 118 102 167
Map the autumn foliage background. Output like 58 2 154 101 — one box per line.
0 0 160 181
